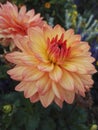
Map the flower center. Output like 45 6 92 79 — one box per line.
47 33 70 64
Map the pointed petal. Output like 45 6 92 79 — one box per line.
67 35 81 46
19 6 26 16
54 97 63 108
52 24 65 39
7 66 26 80
23 67 45 81
60 70 74 91
15 81 27 91
39 89 54 107
5 52 24 65
36 75 51 94
24 82 38 98
52 82 65 101
64 29 74 41
52 82 61 99
64 91 75 104
30 93 39 103
71 73 85 94
49 65 62 82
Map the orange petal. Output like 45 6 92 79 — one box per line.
43 24 52 42
38 62 54 72
71 73 85 93
30 93 39 103
60 70 74 91
14 36 30 53
7 66 26 80
52 24 65 39
63 62 77 72
36 75 51 94
15 81 26 91
5 52 24 65
64 90 75 104
19 6 26 16
52 82 61 99
39 89 54 108
67 35 81 46
49 65 62 82
23 67 44 81
24 82 38 98
27 29 48 62
21 54 39 66
64 29 74 41
52 82 65 101
54 97 63 108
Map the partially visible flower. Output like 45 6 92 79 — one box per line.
5 24 96 108
0 2 45 48
44 2 51 9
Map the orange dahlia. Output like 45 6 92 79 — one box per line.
5 25 96 108
0 2 44 47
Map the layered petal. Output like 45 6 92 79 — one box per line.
0 2 45 47
5 24 96 108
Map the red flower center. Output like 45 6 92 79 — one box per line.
47 33 70 64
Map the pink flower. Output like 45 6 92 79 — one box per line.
5 24 96 108
0 2 45 47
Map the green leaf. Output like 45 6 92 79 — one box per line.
0 65 9 79
26 112 40 130
39 117 56 130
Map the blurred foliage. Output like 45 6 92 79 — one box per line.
0 0 98 130
0 92 90 130
74 0 98 19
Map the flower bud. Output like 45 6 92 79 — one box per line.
90 124 98 130
2 104 12 114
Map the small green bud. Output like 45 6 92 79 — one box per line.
90 124 98 130
2 104 12 114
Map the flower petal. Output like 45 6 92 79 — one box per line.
15 81 26 91
49 65 62 82
23 67 45 81
60 70 74 91
7 66 26 80
38 62 54 72
52 82 65 101
64 90 75 104
71 73 85 95
54 97 63 108
30 93 39 103
36 75 51 94
39 89 54 107
24 82 38 98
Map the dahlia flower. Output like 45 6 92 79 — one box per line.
5 24 96 108
0 2 44 47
